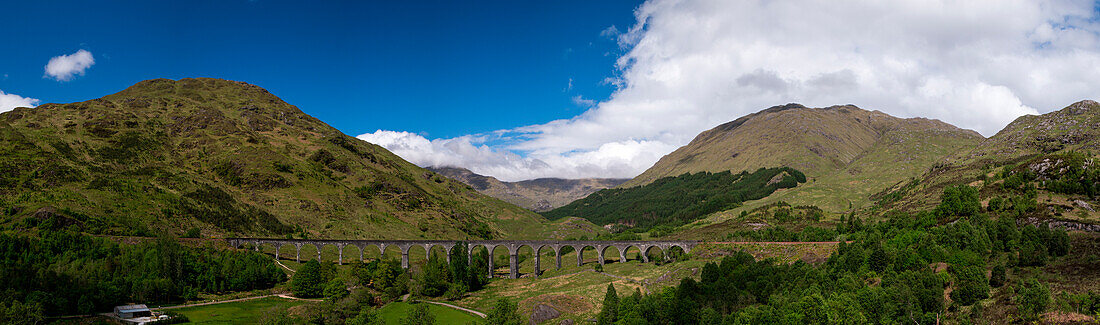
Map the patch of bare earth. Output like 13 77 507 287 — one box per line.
1041 310 1094 324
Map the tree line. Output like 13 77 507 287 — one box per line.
544 167 807 231
0 229 284 322
594 184 1076 324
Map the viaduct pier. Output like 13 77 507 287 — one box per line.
227 238 698 279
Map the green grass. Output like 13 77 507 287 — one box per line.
171 297 314 324
378 302 483 325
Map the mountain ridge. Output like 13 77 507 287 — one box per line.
620 103 984 215
0 78 599 240
427 166 628 211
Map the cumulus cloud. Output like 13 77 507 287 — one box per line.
364 0 1100 181
44 50 95 81
0 90 39 113
358 130 674 181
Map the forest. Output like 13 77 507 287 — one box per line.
591 185 1095 324
0 229 284 322
544 167 807 230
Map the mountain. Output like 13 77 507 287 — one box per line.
428 166 628 212
623 104 984 214
0 78 601 239
876 100 1100 214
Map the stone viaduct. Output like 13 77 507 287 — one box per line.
227 238 698 279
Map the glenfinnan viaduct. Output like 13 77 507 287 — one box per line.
227 239 698 279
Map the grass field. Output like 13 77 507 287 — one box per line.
378 302 483 325
172 297 315 324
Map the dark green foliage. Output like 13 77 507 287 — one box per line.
324 278 349 301
349 259 408 300
0 301 44 325
724 225 839 242
401 303 435 325
1015 278 1051 321
419 252 452 297
989 264 1006 288
448 242 470 293
936 184 980 218
467 250 490 291
486 298 525 325
0 230 283 316
1041 151 1100 197
182 227 201 238
597 284 618 325
177 184 293 234
951 265 990 306
95 131 162 163
608 199 1077 324
544 167 807 230
292 260 330 298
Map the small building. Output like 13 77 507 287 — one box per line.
114 304 152 319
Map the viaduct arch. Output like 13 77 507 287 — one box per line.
227 239 698 279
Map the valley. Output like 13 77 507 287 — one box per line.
1 80 1097 324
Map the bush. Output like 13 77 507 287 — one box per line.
1015 279 1051 321
401 303 435 325
951 266 990 306
486 298 524 325
936 185 980 218
989 264 1006 288
292 260 327 298
182 227 201 238
323 278 349 301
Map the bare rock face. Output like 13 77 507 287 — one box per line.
1074 200 1094 212
559 319 574 325
530 303 561 324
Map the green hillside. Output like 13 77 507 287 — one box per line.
0 78 599 239
623 104 983 215
543 167 806 230
875 100 1100 219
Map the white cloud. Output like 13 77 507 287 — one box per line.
364 0 1100 181
571 95 596 107
600 25 621 39
0 90 39 113
44 50 95 81
358 130 675 181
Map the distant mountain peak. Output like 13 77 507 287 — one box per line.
428 166 628 212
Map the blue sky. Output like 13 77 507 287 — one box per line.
0 0 641 139
3 1 1099 181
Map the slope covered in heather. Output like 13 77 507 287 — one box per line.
0 78 599 239
875 100 1100 218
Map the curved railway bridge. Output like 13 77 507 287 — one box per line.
227 238 698 279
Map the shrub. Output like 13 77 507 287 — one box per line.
989 264 1006 288
486 298 524 325
951 266 990 306
323 278 349 301
1015 279 1051 321
936 185 980 218
401 303 435 325
292 260 327 298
